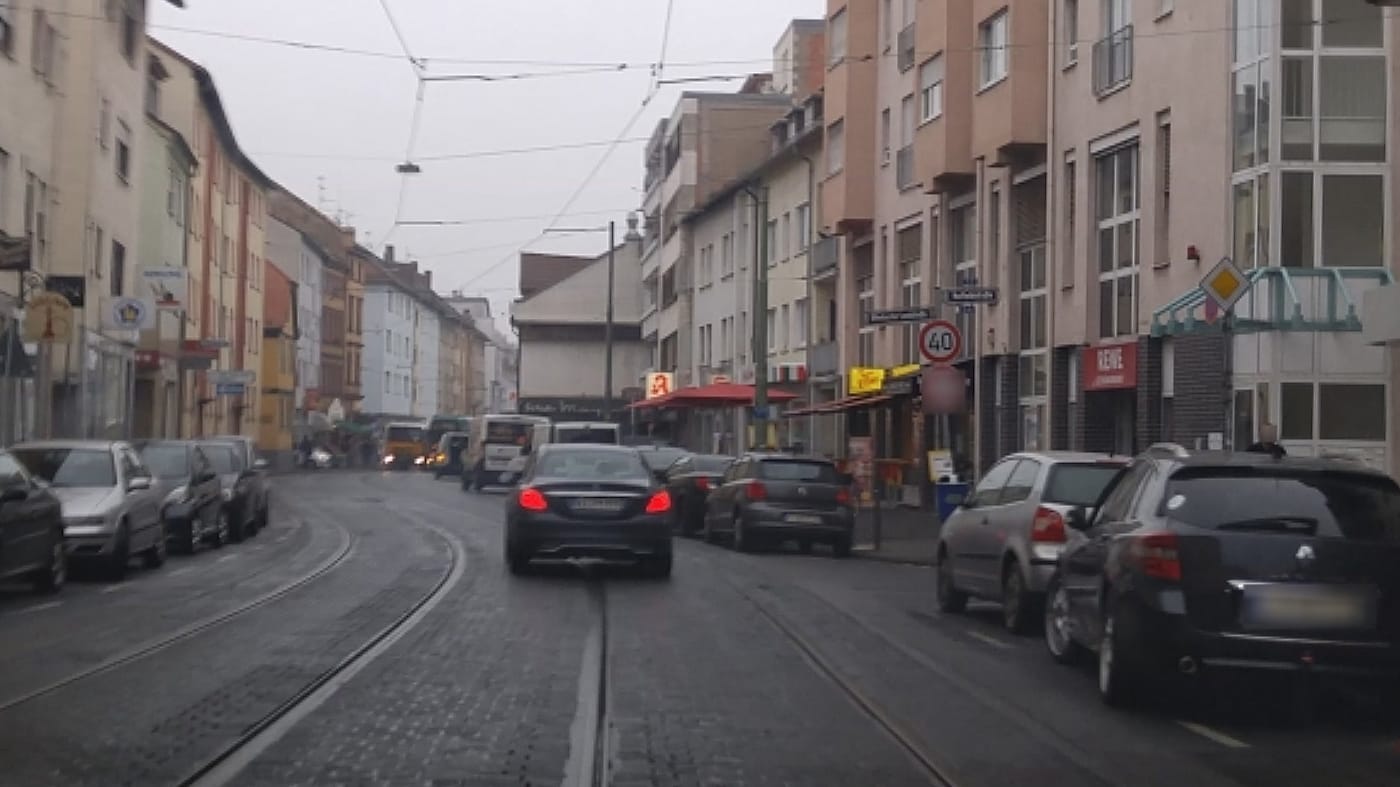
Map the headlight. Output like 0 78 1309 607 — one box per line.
63 516 106 526
382 455 394 465
414 456 426 465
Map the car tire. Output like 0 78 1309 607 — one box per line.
643 554 673 579
210 510 229 549
32 533 66 594
1098 601 1146 708
731 513 753 553
831 536 852 558
935 550 968 613
506 547 531 575
1044 574 1086 665
175 519 197 555
106 523 131 582
228 511 247 544
1002 564 1039 635
142 520 168 569
702 515 718 544
255 499 270 533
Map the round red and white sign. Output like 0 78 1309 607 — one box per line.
918 320 962 364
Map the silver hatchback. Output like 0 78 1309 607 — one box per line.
935 452 1127 634
10 440 166 580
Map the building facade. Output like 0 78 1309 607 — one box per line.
259 261 296 454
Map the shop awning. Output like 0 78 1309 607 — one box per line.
628 382 799 410
784 394 891 416
1150 266 1394 337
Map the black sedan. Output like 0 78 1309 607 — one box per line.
503 444 673 578
200 441 258 542
1044 448 1400 707
664 453 733 537
0 450 66 593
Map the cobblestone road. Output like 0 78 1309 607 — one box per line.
0 471 1394 786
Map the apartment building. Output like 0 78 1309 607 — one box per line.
362 263 422 419
259 261 296 454
265 214 325 420
445 294 515 414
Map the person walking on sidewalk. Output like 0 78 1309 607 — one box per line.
1246 422 1287 459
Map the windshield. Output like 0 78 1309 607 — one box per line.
138 444 191 479
203 444 244 475
692 455 734 473
1043 464 1123 507
555 426 619 444
1163 469 1400 542
535 449 650 482
759 460 838 483
484 421 532 444
386 426 423 443
637 447 688 470
12 448 116 488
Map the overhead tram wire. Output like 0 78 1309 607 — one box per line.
377 0 429 248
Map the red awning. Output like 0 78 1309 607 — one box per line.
628 382 799 410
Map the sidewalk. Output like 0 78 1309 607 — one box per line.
852 505 941 566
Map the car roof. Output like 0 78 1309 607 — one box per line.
538 443 641 455
12 440 120 450
1003 451 1131 465
743 452 835 463
1156 450 1392 478
133 439 198 447
554 421 617 428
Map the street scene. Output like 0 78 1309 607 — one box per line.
4 0 1400 784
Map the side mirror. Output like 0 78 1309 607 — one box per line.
0 487 29 504
127 476 152 493
252 458 270 471
1066 506 1090 531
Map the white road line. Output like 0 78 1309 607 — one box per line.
1178 721 1250 749
167 567 191 577
100 584 127 594
15 601 63 615
216 554 238 563
965 630 1013 650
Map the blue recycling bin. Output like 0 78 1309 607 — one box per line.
934 482 970 522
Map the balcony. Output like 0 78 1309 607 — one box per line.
897 24 916 72
808 340 840 377
810 236 838 280
1092 25 1133 97
895 145 916 191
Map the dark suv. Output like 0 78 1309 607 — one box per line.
1043 446 1400 707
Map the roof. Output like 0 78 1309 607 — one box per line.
1003 451 1131 465
12 440 121 450
1157 451 1392 477
144 114 197 169
518 252 594 299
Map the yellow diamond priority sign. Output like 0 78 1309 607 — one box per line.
1200 256 1250 313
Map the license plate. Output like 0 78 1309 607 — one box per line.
1240 584 1377 632
785 513 823 525
571 498 625 513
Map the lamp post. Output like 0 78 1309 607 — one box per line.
740 184 770 449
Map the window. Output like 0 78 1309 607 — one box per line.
795 203 811 251
780 304 790 350
1280 171 1384 267
857 273 876 367
110 240 126 297
897 225 923 361
115 138 130 184
0 4 14 59
919 55 944 121
1280 0 1385 163
121 0 140 65
766 220 778 266
1094 0 1134 94
1063 0 1079 65
827 120 845 175
881 108 892 164
780 213 791 260
828 9 848 67
951 203 978 357
987 185 1001 288
793 298 809 348
31 10 55 81
1019 245 1049 402
99 99 111 149
92 226 104 280
0 148 8 234
1156 119 1172 266
767 308 777 352
1096 144 1140 338
1063 158 1077 285
979 11 1009 87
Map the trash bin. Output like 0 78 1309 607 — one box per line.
934 482 970 522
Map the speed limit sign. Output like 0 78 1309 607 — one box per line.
918 320 962 364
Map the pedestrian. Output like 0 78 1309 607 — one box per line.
1246 422 1287 459
298 434 313 468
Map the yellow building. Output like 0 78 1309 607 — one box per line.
258 263 296 453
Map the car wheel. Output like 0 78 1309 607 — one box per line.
643 554 673 579
935 550 968 613
731 513 752 553
1002 564 1039 635
32 534 66 594
210 510 229 549
1044 575 1085 665
255 499 270 532
228 510 247 544
175 519 197 555
142 520 168 569
702 514 718 544
106 523 131 581
506 546 531 575
1098 602 1145 708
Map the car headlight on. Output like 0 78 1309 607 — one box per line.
382 455 394 465
414 456 426 465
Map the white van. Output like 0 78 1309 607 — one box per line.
530 421 622 448
464 414 550 490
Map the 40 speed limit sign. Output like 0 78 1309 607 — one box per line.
918 319 962 364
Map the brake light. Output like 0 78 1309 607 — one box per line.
1031 506 1067 543
695 476 711 492
1129 532 1181 581
518 487 548 512
836 486 851 506
645 490 672 514
746 481 767 501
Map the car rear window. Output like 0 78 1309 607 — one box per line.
1043 463 1124 507
386 426 423 442
485 421 531 444
693 455 733 473
1162 468 1400 543
12 448 116 488
555 427 619 444
759 460 838 483
638 447 688 470
536 449 650 482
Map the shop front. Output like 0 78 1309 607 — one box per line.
1081 337 1139 456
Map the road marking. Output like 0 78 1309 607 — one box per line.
216 554 238 563
100 584 128 594
15 601 63 615
1178 721 1249 749
167 567 191 577
965 630 1013 650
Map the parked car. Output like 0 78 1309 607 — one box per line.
10 441 164 580
0 449 66 593
200 441 257 542
134 440 225 554
663 453 734 537
1043 447 1400 707
702 453 854 556
935 452 1129 633
503 443 673 578
429 431 470 478
635 445 690 476
204 435 271 532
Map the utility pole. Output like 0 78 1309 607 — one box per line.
749 185 770 449
603 220 616 421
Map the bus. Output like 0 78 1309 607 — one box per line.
463 414 549 490
425 414 472 453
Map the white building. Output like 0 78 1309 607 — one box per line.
265 216 323 418
363 284 418 418
414 302 440 417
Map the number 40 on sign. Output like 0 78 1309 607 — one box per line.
918 320 962 364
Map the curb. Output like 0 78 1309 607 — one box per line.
852 547 936 567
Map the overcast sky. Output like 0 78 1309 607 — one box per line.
149 0 823 326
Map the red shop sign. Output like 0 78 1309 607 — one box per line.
1083 339 1138 391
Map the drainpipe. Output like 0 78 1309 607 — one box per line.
799 151 817 453
1045 0 1059 451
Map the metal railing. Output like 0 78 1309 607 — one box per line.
810 236 839 277
895 145 916 190
897 24 916 72
808 340 839 377
1092 25 1133 97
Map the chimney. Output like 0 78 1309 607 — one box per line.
425 270 432 289
384 244 396 264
